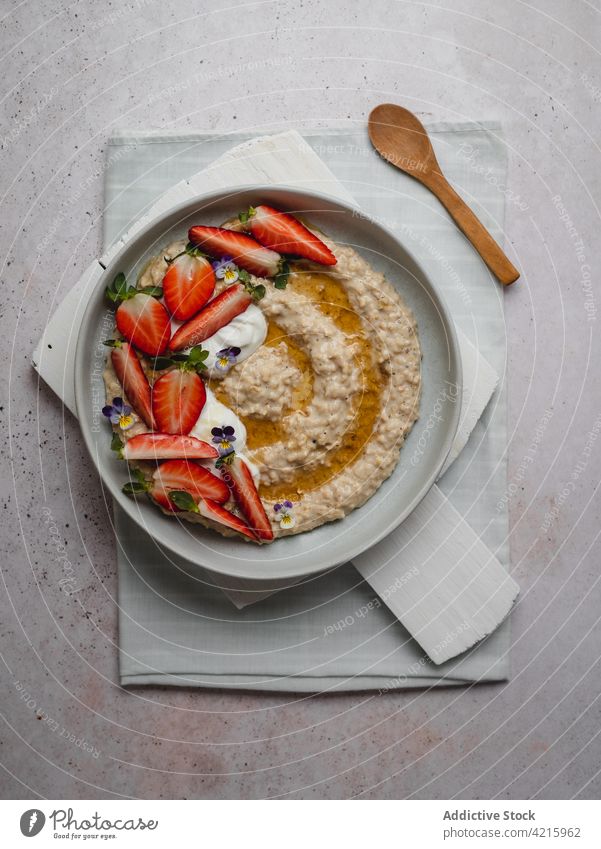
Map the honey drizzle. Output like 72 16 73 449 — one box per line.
214 269 385 500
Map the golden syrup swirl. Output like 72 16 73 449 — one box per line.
213 269 385 500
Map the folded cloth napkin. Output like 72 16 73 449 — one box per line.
34 124 516 689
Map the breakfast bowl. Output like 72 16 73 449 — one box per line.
74 186 461 580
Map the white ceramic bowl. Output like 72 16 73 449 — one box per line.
75 186 461 580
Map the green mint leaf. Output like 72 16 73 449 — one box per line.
113 272 127 290
185 243 207 259
122 481 147 496
188 346 209 365
151 356 174 371
252 283 266 300
141 286 163 298
168 490 199 512
132 467 148 486
110 433 124 457
238 268 251 283
274 261 289 290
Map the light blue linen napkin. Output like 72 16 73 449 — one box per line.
106 125 511 690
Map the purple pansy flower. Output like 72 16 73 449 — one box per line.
212 255 239 284
102 397 135 431
211 425 236 456
214 346 241 373
274 500 295 529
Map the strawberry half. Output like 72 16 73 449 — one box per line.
218 455 273 541
167 491 257 540
106 272 171 356
170 283 253 352
151 346 209 434
122 433 218 461
199 497 257 540
116 294 171 357
153 459 229 506
188 225 283 278
162 250 215 320
105 339 155 429
240 205 337 265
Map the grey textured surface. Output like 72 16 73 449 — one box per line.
2 0 601 800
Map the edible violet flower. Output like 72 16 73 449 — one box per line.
274 500 295 529
102 397 135 431
214 346 241 373
211 425 236 456
212 255 239 284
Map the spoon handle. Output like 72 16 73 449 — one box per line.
426 171 519 285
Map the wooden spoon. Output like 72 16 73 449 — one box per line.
368 103 519 285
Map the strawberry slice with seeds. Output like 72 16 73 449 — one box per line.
116 293 171 356
168 491 257 540
170 284 252 352
123 433 218 461
106 272 171 356
198 497 257 541
188 225 283 278
218 455 274 541
105 339 155 429
240 205 337 265
163 252 215 320
152 371 206 435
151 346 208 434
153 459 229 505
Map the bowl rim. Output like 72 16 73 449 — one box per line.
74 184 462 580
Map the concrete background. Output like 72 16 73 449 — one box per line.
1 0 601 799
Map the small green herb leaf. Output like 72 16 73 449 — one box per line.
106 272 138 305
122 467 149 495
151 356 174 371
186 242 207 258
113 272 127 292
122 481 147 496
168 490 199 512
140 286 163 298
131 467 148 486
215 449 236 468
238 206 255 226
274 260 289 290
111 433 124 457
252 283 266 301
187 346 209 369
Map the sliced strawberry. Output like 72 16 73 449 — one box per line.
123 433 218 461
198 497 257 541
188 225 282 277
219 456 274 541
107 340 155 429
152 369 206 435
163 253 215 320
242 205 337 266
170 284 252 351
116 293 171 356
153 459 229 505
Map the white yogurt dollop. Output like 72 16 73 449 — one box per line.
202 304 267 374
190 386 247 450
169 304 266 371
189 387 260 485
